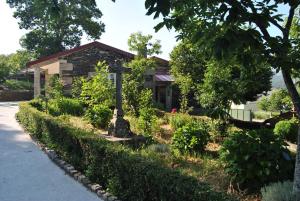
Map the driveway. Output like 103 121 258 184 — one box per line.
0 102 102 201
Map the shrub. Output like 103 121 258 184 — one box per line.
208 119 228 142
220 129 294 188
169 113 194 130
3 79 33 90
274 118 298 143
261 181 296 201
29 98 45 111
137 107 159 136
146 144 170 154
80 62 114 108
85 104 112 129
16 102 235 201
48 98 84 116
172 121 210 153
47 75 64 99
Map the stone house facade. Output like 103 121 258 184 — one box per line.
27 41 176 111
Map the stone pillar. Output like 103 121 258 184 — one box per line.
34 66 41 98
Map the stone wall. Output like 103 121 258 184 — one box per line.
0 90 33 101
63 46 133 77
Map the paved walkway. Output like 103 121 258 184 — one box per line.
0 102 102 201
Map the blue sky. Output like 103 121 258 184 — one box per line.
0 1 291 59
0 0 177 59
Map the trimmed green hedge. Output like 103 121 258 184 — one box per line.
17 102 235 201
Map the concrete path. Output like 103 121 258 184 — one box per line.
0 102 102 201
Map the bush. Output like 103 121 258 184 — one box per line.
274 118 298 143
29 98 45 111
172 121 210 153
137 107 159 136
16 102 235 201
169 113 194 130
220 129 294 188
3 79 33 90
261 181 296 201
48 98 84 116
208 119 228 142
85 104 112 129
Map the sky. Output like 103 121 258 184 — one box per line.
0 1 291 59
0 0 178 59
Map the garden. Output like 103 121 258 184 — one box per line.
17 55 298 201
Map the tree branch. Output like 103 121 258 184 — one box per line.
284 4 296 40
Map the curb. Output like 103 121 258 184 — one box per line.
31 138 120 201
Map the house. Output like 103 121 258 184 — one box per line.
27 41 176 111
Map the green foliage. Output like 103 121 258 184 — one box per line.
128 32 161 58
71 76 85 98
208 119 228 142
7 0 105 57
47 75 64 99
7 50 34 73
258 96 270 111
220 129 294 187
264 89 292 112
274 118 299 143
137 107 158 136
29 98 45 111
123 58 156 115
80 61 114 108
0 50 34 82
170 40 206 112
85 104 112 129
3 79 33 90
172 122 210 153
0 55 11 83
168 113 194 130
198 59 272 111
261 181 296 201
48 98 84 116
16 102 235 201
137 89 159 136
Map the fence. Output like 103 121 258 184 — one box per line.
229 109 252 122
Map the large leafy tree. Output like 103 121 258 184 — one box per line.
145 0 300 196
0 55 10 83
170 40 206 112
124 32 160 115
128 32 162 58
7 0 105 57
0 50 34 82
198 59 272 112
170 40 272 113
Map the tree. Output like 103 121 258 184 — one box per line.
0 55 10 83
145 0 300 196
258 89 293 113
198 58 272 115
80 62 114 108
258 96 270 112
124 33 160 116
8 50 34 73
123 57 156 115
170 40 206 112
128 32 162 58
7 0 105 57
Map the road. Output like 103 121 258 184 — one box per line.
0 102 102 201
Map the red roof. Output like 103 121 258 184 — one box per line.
27 41 136 67
27 41 170 68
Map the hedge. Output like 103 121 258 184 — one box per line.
16 102 235 201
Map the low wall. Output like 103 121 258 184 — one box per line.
0 90 33 101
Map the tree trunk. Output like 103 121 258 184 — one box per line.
281 69 300 199
295 129 300 200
